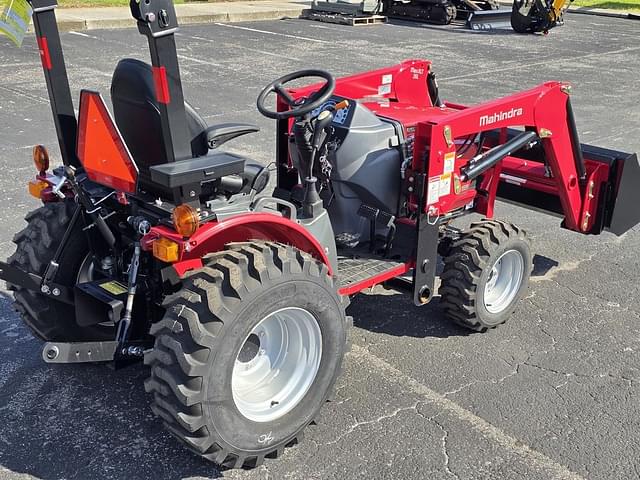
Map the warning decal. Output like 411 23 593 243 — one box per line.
427 176 440 205
99 281 128 296
443 152 455 174
439 173 452 197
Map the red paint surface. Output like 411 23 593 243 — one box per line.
144 213 333 276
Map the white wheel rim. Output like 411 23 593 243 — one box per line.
232 307 322 423
483 249 525 314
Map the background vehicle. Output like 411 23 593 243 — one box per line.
510 0 572 33
1 0 638 468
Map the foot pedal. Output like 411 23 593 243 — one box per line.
335 232 361 248
357 204 395 227
357 204 396 253
42 341 118 364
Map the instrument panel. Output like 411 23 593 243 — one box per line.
311 97 352 126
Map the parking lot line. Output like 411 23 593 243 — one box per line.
351 344 586 480
212 22 332 44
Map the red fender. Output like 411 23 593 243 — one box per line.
144 213 332 277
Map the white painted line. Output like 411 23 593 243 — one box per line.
0 62 39 68
179 33 303 62
212 22 331 44
176 54 224 68
351 344 585 480
68 30 98 39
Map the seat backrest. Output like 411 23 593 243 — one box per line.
110 58 209 195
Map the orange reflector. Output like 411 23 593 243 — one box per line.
32 145 50 173
28 180 49 199
153 237 180 263
172 204 200 237
76 90 138 194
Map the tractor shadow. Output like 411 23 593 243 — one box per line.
0 291 225 480
347 286 472 339
531 253 559 277
349 254 559 338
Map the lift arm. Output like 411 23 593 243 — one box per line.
414 82 640 235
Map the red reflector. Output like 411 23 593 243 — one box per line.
152 66 171 104
76 90 138 194
37 36 52 70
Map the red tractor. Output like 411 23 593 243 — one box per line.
2 0 639 469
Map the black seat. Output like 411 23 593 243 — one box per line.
110 58 261 197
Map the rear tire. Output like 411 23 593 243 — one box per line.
7 201 115 341
440 220 532 332
144 241 349 468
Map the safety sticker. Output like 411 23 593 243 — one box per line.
0 0 32 47
382 74 393 85
99 280 128 296
427 176 441 205
378 84 392 96
439 173 452 197
443 152 456 174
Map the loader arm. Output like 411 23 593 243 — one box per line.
414 81 635 235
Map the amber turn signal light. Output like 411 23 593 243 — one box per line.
153 237 180 263
33 145 50 173
28 180 49 199
172 204 200 237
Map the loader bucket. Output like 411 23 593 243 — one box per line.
466 9 512 30
493 129 640 237
604 151 640 236
575 144 640 236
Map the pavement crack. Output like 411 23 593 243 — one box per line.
431 417 460 480
522 361 635 387
443 359 526 397
325 401 420 445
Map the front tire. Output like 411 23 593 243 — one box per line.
144 241 349 468
440 220 532 332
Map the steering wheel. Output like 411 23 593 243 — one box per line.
256 69 335 120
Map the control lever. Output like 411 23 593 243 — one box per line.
311 110 334 151
302 110 334 218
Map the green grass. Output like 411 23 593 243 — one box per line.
58 0 184 8
571 0 640 11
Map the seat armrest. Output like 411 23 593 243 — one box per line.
149 152 246 189
205 123 260 149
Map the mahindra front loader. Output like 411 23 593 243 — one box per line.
1 0 638 468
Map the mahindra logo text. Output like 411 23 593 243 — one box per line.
479 107 523 127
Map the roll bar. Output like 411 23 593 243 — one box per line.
28 0 193 201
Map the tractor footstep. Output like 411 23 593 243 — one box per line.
42 341 118 364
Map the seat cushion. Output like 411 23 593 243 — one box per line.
110 58 209 190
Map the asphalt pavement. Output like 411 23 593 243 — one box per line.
1 12 639 480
